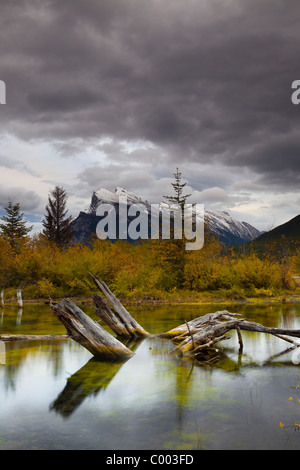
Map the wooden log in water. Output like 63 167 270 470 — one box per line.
0 334 69 342
160 311 241 340
238 320 300 339
174 318 245 357
93 294 132 337
158 309 300 361
51 298 134 360
90 273 149 338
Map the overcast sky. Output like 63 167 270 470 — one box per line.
0 0 300 233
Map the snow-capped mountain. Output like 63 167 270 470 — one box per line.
204 210 261 246
88 187 150 213
72 187 261 246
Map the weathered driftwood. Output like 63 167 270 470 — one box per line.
238 320 300 338
0 334 69 342
93 294 133 337
159 310 300 360
52 298 134 360
160 311 241 339
90 273 149 338
173 318 245 358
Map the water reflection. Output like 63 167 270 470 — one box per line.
16 308 23 326
0 302 299 450
0 341 5 365
50 357 130 418
50 338 145 418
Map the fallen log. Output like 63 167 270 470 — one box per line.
90 273 149 338
160 311 242 340
0 334 69 342
160 310 300 360
173 318 245 357
238 320 300 338
51 298 134 360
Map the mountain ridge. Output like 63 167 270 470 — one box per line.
248 213 300 251
72 187 262 246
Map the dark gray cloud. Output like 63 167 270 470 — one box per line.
0 0 300 194
0 186 41 212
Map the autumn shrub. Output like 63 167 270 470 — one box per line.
231 254 280 289
184 236 234 291
232 253 294 291
0 231 297 299
0 237 15 287
293 248 300 274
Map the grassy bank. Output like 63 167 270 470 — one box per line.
3 285 300 308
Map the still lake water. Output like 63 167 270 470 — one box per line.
0 301 300 450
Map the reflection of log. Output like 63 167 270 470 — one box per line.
50 357 129 418
50 339 143 418
52 298 134 360
90 273 149 338
0 334 69 342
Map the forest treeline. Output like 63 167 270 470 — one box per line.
0 175 299 303
0 232 299 302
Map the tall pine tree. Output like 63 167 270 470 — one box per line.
42 186 73 247
160 168 192 288
163 167 191 209
0 200 32 250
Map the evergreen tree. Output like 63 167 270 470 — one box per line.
163 167 191 209
0 200 32 250
42 186 73 247
161 168 192 288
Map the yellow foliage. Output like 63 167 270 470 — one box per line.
0 232 296 299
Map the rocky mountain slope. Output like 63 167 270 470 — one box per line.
72 187 261 246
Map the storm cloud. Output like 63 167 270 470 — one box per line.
0 0 299 229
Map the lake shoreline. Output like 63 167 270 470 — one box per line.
3 292 300 308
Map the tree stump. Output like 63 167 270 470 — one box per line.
90 273 149 338
52 298 134 360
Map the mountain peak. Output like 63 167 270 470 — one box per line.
74 187 262 246
89 187 147 213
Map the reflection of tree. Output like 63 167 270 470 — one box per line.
50 338 144 418
1 341 66 393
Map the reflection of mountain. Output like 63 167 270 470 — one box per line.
72 187 261 247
